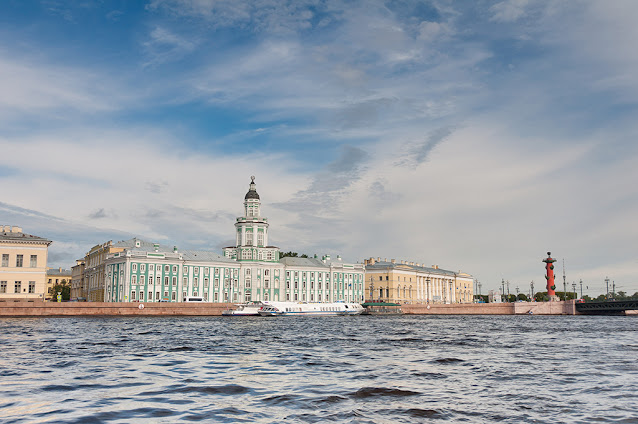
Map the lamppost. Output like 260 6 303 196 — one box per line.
426 276 430 303
369 277 374 302
530 281 534 301
572 282 577 300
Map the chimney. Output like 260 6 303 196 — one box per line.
384 258 387 262
377 257 380 262
391 259 396 264
173 246 178 253
11 226 22 233
369 257 375 265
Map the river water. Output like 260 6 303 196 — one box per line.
0 315 636 423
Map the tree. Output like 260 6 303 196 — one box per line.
51 280 71 301
280 251 310 259
517 293 529 302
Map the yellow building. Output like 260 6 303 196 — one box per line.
71 259 86 300
45 267 72 301
84 241 125 302
364 257 474 304
0 225 52 300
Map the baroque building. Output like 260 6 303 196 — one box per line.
364 257 474 304
0 225 52 300
102 177 365 303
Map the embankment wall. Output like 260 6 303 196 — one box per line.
403 300 576 315
0 300 233 316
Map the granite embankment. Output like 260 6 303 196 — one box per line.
0 300 233 316
402 300 577 315
1 300 578 316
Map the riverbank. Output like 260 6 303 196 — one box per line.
0 299 579 316
0 300 233 316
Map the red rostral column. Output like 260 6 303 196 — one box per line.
543 252 557 297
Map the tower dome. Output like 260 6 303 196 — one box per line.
244 176 260 200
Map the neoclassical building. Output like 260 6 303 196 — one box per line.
364 257 474 304
0 226 52 300
103 177 365 303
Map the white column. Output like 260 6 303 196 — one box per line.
252 225 258 246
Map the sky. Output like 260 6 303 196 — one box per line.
1 0 637 296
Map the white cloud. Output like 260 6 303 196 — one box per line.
490 0 529 23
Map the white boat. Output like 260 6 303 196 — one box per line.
257 301 365 316
222 301 266 316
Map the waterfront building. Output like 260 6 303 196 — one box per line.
102 177 365 303
84 241 126 302
0 225 52 300
45 267 72 301
70 259 86 300
364 257 473 304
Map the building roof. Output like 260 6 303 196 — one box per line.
244 176 260 200
181 250 237 263
0 227 52 244
279 257 329 268
47 268 72 276
365 260 468 277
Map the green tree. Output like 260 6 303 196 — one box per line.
51 279 71 301
517 293 529 302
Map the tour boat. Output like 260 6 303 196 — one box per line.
257 301 365 316
222 301 266 316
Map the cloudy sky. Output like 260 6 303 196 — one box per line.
1 0 637 296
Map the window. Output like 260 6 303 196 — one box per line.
246 280 251 288
214 278 219 288
156 276 160 285
172 277 177 286
16 255 23 267
139 292 145 302
183 291 187 299
264 269 269 276
0 281 6 293
164 265 169 272
379 276 383 281
204 277 209 286
133 264 138 272
194 267 199 275
141 264 146 272
156 265 161 271
214 292 219 301
148 291 152 301
286 280 290 289
164 276 168 285
286 271 290 278
131 291 137 300
183 277 188 286
205 268 209 276
30 255 37 268
265 280 269 289
172 292 177 301
1 254 8 267
194 277 198 285
173 265 177 273
164 291 168 298
141 276 146 284
246 232 253 245
257 232 264 246
14 281 21 293
132 275 137 284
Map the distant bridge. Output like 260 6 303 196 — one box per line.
575 300 638 315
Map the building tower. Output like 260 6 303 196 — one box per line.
543 251 559 301
223 176 280 262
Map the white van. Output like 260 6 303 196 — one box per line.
184 296 204 302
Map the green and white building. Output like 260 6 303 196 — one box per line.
103 177 365 303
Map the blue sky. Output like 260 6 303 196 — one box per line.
1 0 637 296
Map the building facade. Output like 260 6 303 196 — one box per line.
102 177 365 303
84 241 125 302
364 257 473 304
71 259 86 300
0 226 52 300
